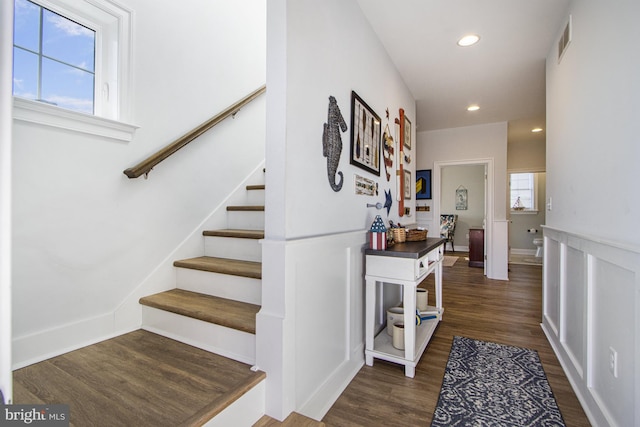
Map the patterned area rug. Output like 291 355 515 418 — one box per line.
431 336 566 426
443 256 458 267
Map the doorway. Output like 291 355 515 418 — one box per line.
434 159 495 278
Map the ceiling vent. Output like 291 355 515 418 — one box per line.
558 15 572 63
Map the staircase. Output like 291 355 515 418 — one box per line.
138 179 266 424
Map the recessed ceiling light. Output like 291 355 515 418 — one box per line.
531 127 543 133
458 34 480 47
467 105 480 111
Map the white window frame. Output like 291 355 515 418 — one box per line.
12 0 137 141
510 172 539 214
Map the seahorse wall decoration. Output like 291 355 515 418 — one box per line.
323 95 348 192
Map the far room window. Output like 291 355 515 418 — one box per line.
510 172 538 212
13 0 96 114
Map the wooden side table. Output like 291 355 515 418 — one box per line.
468 228 484 268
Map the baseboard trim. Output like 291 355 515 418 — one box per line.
541 321 606 427
297 345 364 421
12 313 135 369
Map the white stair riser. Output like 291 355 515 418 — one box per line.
141 306 256 365
203 379 265 427
204 236 262 262
176 268 261 305
227 211 264 230
245 190 265 206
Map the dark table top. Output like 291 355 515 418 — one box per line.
365 237 445 259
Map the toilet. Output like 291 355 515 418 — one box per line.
533 237 544 258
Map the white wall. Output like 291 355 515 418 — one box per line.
11 0 267 366
546 0 640 245
416 122 509 279
544 0 640 425
260 0 416 420
507 138 545 171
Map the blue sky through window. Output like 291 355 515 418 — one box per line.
13 0 96 114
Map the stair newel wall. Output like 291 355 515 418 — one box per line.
260 0 416 420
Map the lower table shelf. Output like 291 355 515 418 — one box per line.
365 312 442 378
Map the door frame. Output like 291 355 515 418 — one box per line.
433 158 494 278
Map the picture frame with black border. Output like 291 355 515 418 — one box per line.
416 169 432 199
350 91 381 176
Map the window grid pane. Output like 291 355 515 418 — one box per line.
42 8 95 73
13 0 41 52
41 57 94 114
12 47 39 100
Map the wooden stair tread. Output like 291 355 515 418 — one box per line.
139 289 260 334
203 229 264 239
227 205 265 211
254 413 325 427
246 184 265 190
174 256 261 279
13 330 262 426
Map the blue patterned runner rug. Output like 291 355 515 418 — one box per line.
431 336 566 426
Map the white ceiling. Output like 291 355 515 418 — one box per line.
356 0 570 144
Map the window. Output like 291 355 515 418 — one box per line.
510 172 538 212
13 0 96 114
12 0 136 141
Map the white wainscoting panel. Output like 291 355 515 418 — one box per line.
257 230 367 422
290 231 367 419
542 226 640 427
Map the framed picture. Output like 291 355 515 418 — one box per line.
416 169 432 200
456 187 468 210
350 91 381 176
354 174 377 196
404 170 412 200
403 115 411 150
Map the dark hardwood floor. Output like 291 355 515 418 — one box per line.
322 253 591 427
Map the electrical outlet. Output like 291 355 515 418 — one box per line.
547 197 553 211
609 347 618 378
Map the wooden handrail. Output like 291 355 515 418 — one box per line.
123 85 266 179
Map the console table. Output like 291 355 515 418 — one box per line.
364 238 445 377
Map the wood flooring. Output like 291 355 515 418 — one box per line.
12 330 264 427
11 253 591 426
322 253 591 427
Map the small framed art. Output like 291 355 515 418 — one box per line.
416 169 432 200
404 170 412 200
403 115 411 150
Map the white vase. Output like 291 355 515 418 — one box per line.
416 288 429 311
392 322 405 350
386 307 404 335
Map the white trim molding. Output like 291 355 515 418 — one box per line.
13 97 138 142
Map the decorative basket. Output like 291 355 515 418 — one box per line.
406 229 428 241
391 228 406 243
